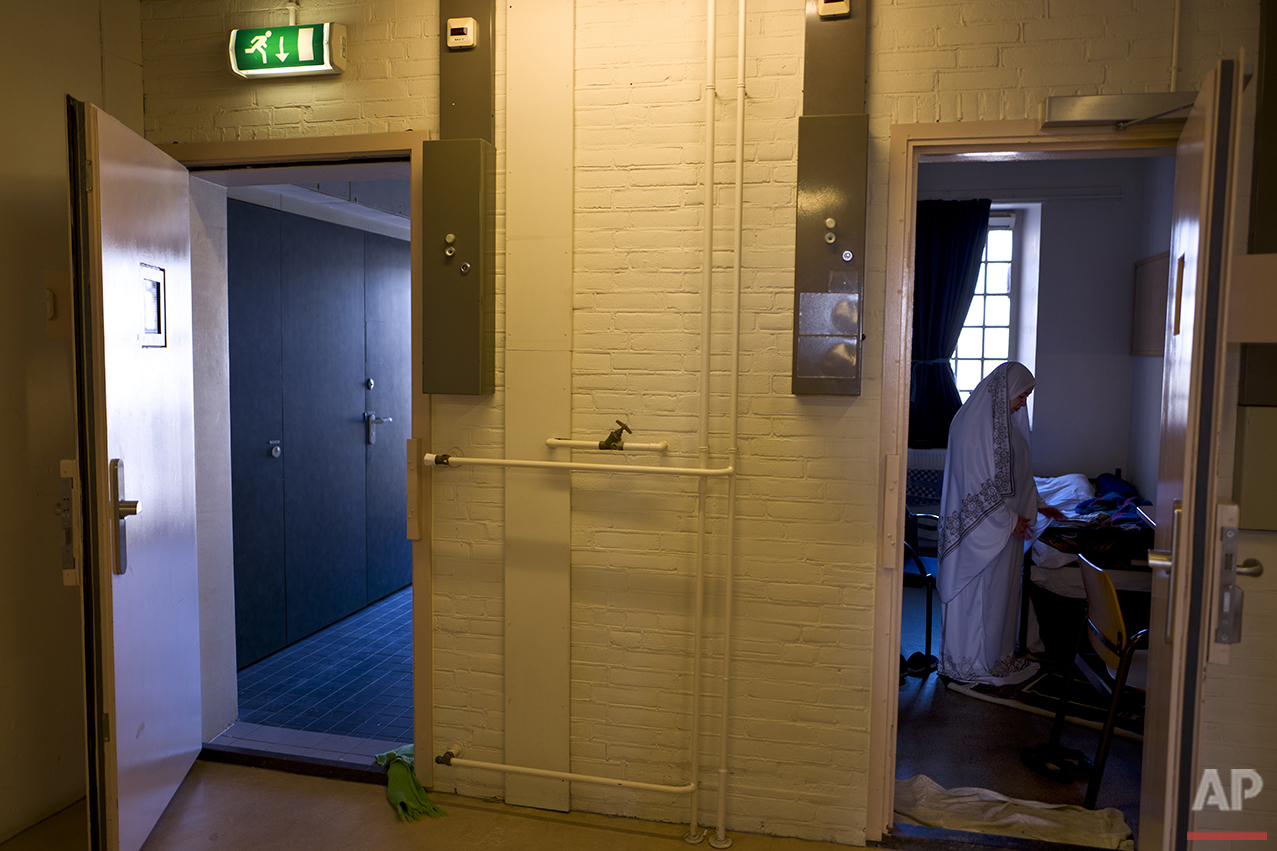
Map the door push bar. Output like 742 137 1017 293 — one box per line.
109 459 139 575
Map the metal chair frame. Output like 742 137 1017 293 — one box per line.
1044 556 1148 809
902 509 939 663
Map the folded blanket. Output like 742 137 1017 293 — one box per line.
374 745 448 821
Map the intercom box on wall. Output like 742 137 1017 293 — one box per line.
420 139 496 395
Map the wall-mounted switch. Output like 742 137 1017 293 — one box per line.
817 0 851 18
446 17 477 49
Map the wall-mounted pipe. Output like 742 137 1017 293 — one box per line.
688 0 719 841
545 438 670 452
435 752 697 795
425 453 731 477
710 1 747 846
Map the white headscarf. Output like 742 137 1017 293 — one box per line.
937 362 1038 603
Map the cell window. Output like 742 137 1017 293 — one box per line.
986 229 1013 262
984 327 1010 360
985 295 1011 326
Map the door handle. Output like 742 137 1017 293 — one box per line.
1148 500 1182 645
109 459 138 575
365 412 393 445
1237 558 1264 577
1148 547 1172 643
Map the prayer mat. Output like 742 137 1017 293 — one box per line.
946 667 1143 740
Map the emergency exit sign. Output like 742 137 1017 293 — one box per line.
228 23 347 78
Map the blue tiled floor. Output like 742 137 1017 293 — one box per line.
235 586 413 744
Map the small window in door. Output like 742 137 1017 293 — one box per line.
141 264 166 348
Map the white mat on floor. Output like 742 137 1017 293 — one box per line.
894 774 1135 850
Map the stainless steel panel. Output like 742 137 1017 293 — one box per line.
421 139 496 394
798 292 861 337
792 114 868 395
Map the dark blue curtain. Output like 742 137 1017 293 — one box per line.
909 199 991 448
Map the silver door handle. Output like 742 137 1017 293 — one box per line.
1149 500 1182 645
1237 558 1264 577
109 459 137 575
366 412 393 445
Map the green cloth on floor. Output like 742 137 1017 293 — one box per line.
374 745 448 821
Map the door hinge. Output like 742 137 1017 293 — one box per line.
58 459 82 586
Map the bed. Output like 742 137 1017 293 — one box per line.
1028 474 1154 597
1021 473 1154 656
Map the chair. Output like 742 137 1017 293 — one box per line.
902 508 939 675
1025 556 1148 808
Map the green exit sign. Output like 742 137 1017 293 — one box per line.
228 23 347 78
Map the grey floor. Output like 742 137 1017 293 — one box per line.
896 584 1143 840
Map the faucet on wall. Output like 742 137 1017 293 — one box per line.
599 420 632 450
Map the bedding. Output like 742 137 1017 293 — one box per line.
1027 474 1152 598
905 447 947 508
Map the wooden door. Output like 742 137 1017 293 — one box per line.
1143 58 1243 851
67 99 202 851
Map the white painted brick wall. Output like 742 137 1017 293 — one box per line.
140 0 1259 844
571 2 875 839
142 0 439 139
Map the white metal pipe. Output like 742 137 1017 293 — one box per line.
689 477 708 838
688 0 718 841
440 756 696 795
424 453 731 477
700 2 717 456
545 438 669 452
711 2 746 846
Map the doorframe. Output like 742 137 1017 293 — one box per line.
168 132 435 784
868 118 1184 840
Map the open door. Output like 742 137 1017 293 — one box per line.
1142 58 1243 851
67 99 202 851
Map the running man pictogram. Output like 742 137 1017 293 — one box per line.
244 31 271 61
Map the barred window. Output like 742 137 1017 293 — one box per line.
952 213 1018 402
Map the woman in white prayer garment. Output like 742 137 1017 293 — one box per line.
936 362 1064 685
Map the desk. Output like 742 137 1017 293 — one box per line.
1020 519 1154 655
1036 520 1154 573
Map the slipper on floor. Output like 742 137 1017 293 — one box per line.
905 651 937 677
1020 742 1093 783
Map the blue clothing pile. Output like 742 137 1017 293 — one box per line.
1073 473 1151 527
